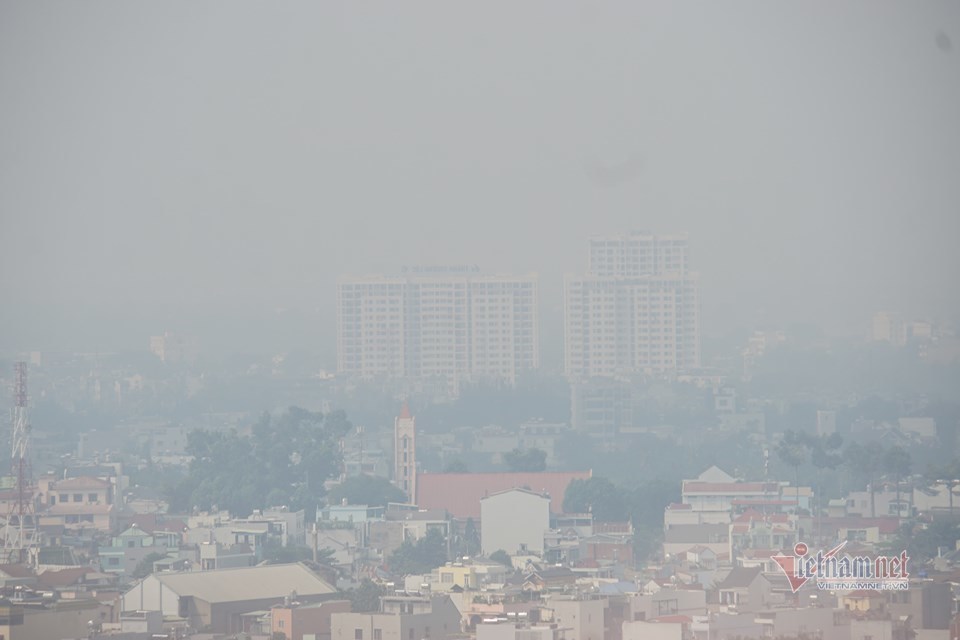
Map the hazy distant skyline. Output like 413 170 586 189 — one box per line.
1 2 958 358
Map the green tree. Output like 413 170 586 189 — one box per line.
327 475 407 508
167 407 351 515
503 448 547 472
443 459 469 473
776 431 808 512
807 433 844 538
489 549 512 566
563 477 627 521
388 529 448 575
846 441 885 517
132 552 168 579
262 541 336 564
452 518 480 558
346 578 387 612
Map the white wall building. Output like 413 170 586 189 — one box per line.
337 270 539 385
480 488 550 556
547 597 605 640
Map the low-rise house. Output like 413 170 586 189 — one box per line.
272 599 352 640
628 587 706 622
689 611 763 640
752 607 851 640
507 564 578 593
331 594 462 640
849 617 913 640
387 508 452 542
98 524 180 578
714 567 770 611
681 467 784 515
664 503 731 529
198 541 255 570
886 580 953 630
478 618 565 640
322 503 386 524
579 533 634 568
38 476 115 532
434 560 509 591
547 596 606 640
240 506 307 546
464 593 543 631
622 618 687 640
0 594 103 640
36 566 117 597
663 524 728 560
728 511 796 559
183 520 268 560
818 516 900 544
846 490 912 518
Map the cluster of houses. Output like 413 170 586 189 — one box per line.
2 453 960 639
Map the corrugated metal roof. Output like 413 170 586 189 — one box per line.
149 562 336 604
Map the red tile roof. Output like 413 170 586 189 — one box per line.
416 471 591 519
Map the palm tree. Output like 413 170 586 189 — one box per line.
776 431 807 514
809 433 843 541
882 446 912 520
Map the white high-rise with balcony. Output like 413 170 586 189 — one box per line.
337 270 539 385
564 232 700 378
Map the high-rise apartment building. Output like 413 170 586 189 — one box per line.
564 232 700 378
337 270 539 385
587 232 690 278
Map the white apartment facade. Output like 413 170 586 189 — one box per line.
587 231 690 277
337 271 539 385
565 232 700 378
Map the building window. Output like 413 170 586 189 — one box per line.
355 629 363 640
59 494 68 503
74 493 83 502
89 493 98 503
374 630 382 640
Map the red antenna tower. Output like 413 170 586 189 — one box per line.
3 362 37 563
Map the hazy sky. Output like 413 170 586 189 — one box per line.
1 2 958 359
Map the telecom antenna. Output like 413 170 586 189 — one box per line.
3 362 37 563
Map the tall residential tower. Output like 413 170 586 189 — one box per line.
337 269 539 386
564 232 700 378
